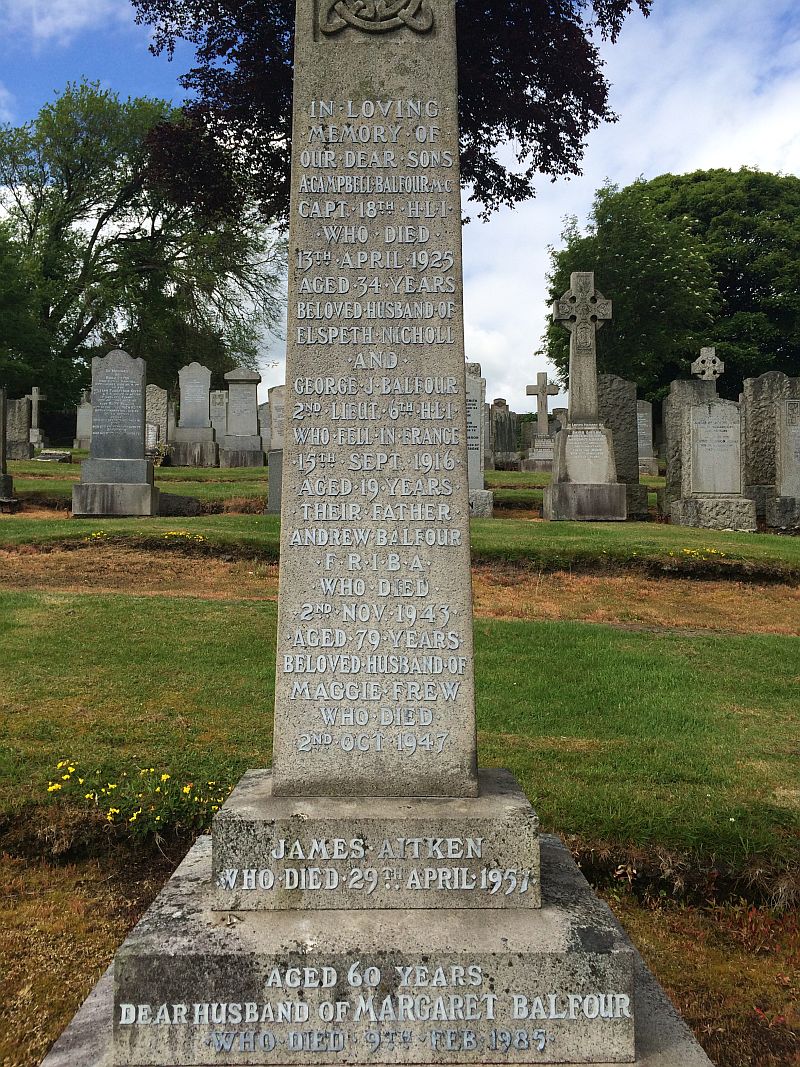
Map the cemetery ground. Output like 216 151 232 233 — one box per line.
0 463 798 1067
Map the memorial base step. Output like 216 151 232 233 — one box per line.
765 495 800 531
219 448 267 468
39 834 714 1067
71 483 160 517
211 768 539 910
169 441 220 468
670 496 757 532
543 483 626 522
468 489 493 517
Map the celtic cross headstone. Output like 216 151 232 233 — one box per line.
552 272 612 423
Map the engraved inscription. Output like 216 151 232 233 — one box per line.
321 0 434 35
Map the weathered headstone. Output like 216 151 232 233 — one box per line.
220 367 266 467
170 362 219 467
466 362 492 516
637 400 659 476
598 374 649 520
210 389 229 442
145 384 169 446
44 3 714 1065
267 383 285 448
27 386 48 449
258 400 272 451
6 397 33 460
483 399 494 469
523 371 558 471
73 389 92 449
489 397 519 469
741 371 800 530
0 388 13 498
71 350 159 517
544 273 626 520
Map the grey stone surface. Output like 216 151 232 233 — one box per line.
553 273 611 425
35 449 73 463
765 494 800 531
224 367 262 442
27 385 47 447
637 401 658 476
220 448 266 468
72 350 159 517
177 363 213 431
0 387 7 475
74 389 92 449
0 474 13 499
690 347 723 381
266 449 283 514
158 492 202 517
663 379 716 510
489 398 519 467
212 768 539 910
40 834 712 1067
169 441 219 468
267 385 285 450
6 397 33 459
544 483 626 522
526 372 558 438
669 396 756 532
271 0 477 801
483 401 493 469
465 365 485 491
258 402 272 451
210 390 229 441
146 385 170 444
597 375 647 520
469 489 494 517
740 372 800 518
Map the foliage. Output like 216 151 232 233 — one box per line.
543 169 800 400
0 81 286 407
45 760 232 840
131 0 651 221
0 226 51 397
543 180 719 401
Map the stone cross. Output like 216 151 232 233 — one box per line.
691 346 724 382
553 271 612 423
526 371 559 436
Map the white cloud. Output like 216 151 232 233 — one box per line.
462 0 800 412
0 0 132 45
0 82 13 122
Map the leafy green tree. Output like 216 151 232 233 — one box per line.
543 169 800 401
131 0 651 221
0 225 52 397
0 81 285 407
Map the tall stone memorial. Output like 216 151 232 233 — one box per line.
170 362 219 467
42 3 713 1065
637 401 658 476
597 374 649 520
6 397 33 460
74 389 92 449
524 371 558 470
741 371 800 530
489 397 519 469
220 367 266 467
210 389 229 442
668 351 756 532
266 383 286 513
72 350 160 517
27 386 48 449
466 362 492 515
145 384 170 451
544 273 626 520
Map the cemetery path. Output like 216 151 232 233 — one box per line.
0 547 798 634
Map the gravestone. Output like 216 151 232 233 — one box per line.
741 371 800 530
637 400 658 476
170 362 219 467
523 371 558 471
73 389 92 449
483 400 494 469
544 273 626 520
6 397 33 460
258 401 272 451
210 389 229 442
0 388 13 499
598 374 649 520
268 383 285 448
71 350 159 517
27 386 48 449
43 3 713 1065
220 367 266 467
145 384 169 446
489 397 519 469
466 362 492 516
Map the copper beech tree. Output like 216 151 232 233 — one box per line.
133 0 651 222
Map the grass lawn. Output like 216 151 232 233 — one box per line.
1 588 796 873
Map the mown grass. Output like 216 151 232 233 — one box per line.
1 512 799 576
1 589 796 869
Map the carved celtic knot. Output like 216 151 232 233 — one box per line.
320 0 434 35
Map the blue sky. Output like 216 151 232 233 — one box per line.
2 0 800 403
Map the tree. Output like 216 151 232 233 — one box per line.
131 0 651 222
0 81 286 408
0 225 52 397
542 180 719 401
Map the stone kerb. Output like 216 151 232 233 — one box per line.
72 349 159 517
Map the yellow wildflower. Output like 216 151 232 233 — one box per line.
161 773 170 782
47 782 62 792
